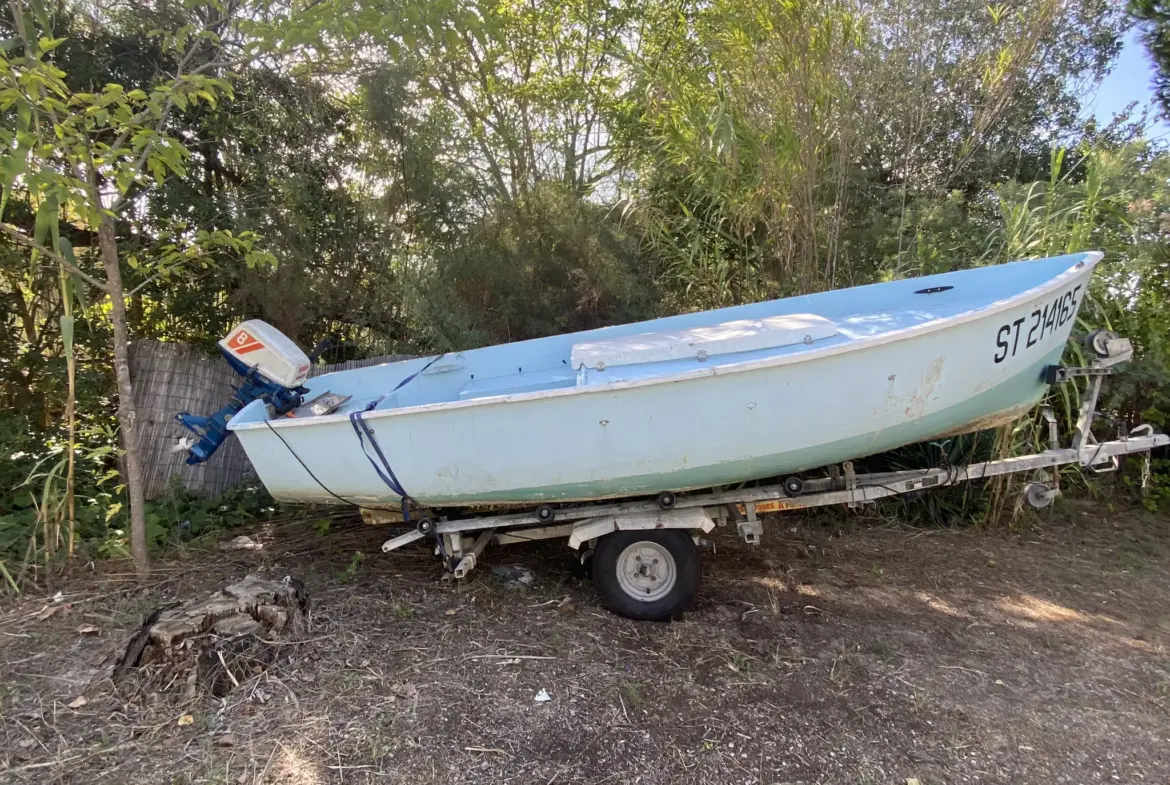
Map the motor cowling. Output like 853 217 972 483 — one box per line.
219 321 310 388
176 320 310 465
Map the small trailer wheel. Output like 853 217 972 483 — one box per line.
535 504 555 523
782 476 804 497
656 491 677 509
592 530 700 621
1023 482 1058 509
415 517 435 536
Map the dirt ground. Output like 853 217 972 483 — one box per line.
2 499 1169 785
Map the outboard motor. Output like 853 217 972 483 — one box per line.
176 320 310 464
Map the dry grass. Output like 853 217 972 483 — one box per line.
1 499 1168 784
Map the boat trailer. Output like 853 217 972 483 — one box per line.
379 333 1167 620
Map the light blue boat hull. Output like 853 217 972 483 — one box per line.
228 252 1099 505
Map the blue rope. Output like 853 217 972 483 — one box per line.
364 354 446 412
348 354 446 522
349 412 408 496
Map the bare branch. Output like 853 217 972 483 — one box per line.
125 269 172 298
0 222 114 294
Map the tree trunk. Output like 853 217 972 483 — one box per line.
97 219 149 578
60 266 76 557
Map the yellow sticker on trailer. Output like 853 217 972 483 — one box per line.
736 500 798 515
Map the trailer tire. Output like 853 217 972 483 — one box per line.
592 530 700 621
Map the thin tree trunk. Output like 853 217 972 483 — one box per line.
60 266 76 557
65 367 75 557
97 219 149 577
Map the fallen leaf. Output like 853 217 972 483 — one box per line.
215 733 237 747
444 608 457 616
906 779 921 785
14 746 32 762
68 695 87 709
76 624 100 635
35 603 71 621
177 714 195 726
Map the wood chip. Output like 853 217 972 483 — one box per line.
76 624 100 635
67 695 87 709
464 746 512 757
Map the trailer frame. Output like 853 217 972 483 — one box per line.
378 334 1168 619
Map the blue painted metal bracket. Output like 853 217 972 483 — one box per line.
176 348 305 465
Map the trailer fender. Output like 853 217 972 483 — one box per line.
568 507 715 550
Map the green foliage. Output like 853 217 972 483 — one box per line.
409 182 659 348
340 551 364 584
627 0 864 301
0 409 276 571
0 411 113 564
0 0 1166 563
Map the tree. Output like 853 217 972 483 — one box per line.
620 0 1125 303
1132 1 1170 118
0 0 272 577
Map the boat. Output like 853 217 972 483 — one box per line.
180 251 1101 508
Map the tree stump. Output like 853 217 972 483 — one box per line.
114 574 308 697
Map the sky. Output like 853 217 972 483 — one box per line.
1087 27 1169 140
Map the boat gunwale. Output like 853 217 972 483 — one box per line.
231 252 1102 433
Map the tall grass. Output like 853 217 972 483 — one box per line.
978 145 1165 525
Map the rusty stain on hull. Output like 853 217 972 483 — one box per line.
921 402 1038 441
904 357 945 420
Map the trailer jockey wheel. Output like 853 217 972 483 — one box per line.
415 517 435 536
535 504 555 523
592 530 700 621
1023 482 1057 509
782 476 804 497
656 491 677 510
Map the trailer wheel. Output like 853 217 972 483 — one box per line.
592 530 700 621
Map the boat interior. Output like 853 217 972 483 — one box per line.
286 253 1089 418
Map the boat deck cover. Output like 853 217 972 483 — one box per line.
569 314 838 371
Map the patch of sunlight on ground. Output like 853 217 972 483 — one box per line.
272 744 324 785
994 592 1163 651
751 576 785 590
915 590 964 617
996 594 1090 624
